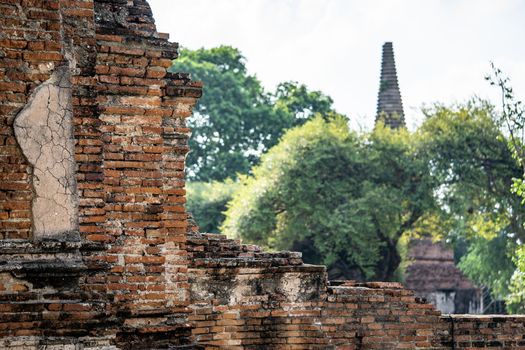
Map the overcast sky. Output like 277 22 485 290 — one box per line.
148 0 525 130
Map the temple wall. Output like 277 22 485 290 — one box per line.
0 1 200 348
187 233 525 349
0 1 524 349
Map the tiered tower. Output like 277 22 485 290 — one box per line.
375 44 482 313
376 42 405 128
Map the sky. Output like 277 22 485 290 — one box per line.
148 0 525 131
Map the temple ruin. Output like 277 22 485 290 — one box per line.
405 239 482 314
0 1 524 349
375 43 483 315
376 42 405 129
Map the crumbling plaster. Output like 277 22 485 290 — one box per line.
13 66 78 239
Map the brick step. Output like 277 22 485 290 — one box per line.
187 232 304 268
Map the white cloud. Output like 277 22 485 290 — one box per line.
149 0 525 130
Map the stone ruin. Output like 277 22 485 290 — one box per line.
375 44 483 316
405 239 482 314
0 1 524 349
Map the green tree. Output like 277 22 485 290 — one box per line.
507 245 525 313
458 235 516 300
485 65 525 312
221 100 525 292
272 81 334 122
416 101 525 307
222 115 434 281
186 180 239 234
171 46 334 181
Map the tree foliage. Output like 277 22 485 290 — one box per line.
507 245 525 313
222 115 434 281
485 63 525 175
186 180 239 234
220 100 525 295
485 65 525 312
416 101 524 305
171 46 334 181
458 235 515 300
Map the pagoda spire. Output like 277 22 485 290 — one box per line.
376 42 405 128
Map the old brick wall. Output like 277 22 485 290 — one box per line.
0 1 524 349
405 239 482 314
187 233 450 349
0 0 201 348
444 316 525 349
92 1 201 346
188 233 525 349
0 0 64 239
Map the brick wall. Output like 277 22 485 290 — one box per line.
188 233 449 349
0 1 524 349
188 233 525 349
0 0 64 239
0 0 201 348
444 316 525 349
92 1 201 346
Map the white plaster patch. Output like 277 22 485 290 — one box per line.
14 66 79 239
278 272 303 302
229 276 252 304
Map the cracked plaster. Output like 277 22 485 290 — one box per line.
13 66 79 239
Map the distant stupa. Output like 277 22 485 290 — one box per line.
376 42 405 128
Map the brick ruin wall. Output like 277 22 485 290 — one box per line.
0 0 199 348
0 1 524 349
186 233 525 349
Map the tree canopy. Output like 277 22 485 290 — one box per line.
484 66 525 312
220 100 525 300
186 180 239 234
416 101 524 305
170 46 335 181
222 115 434 281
